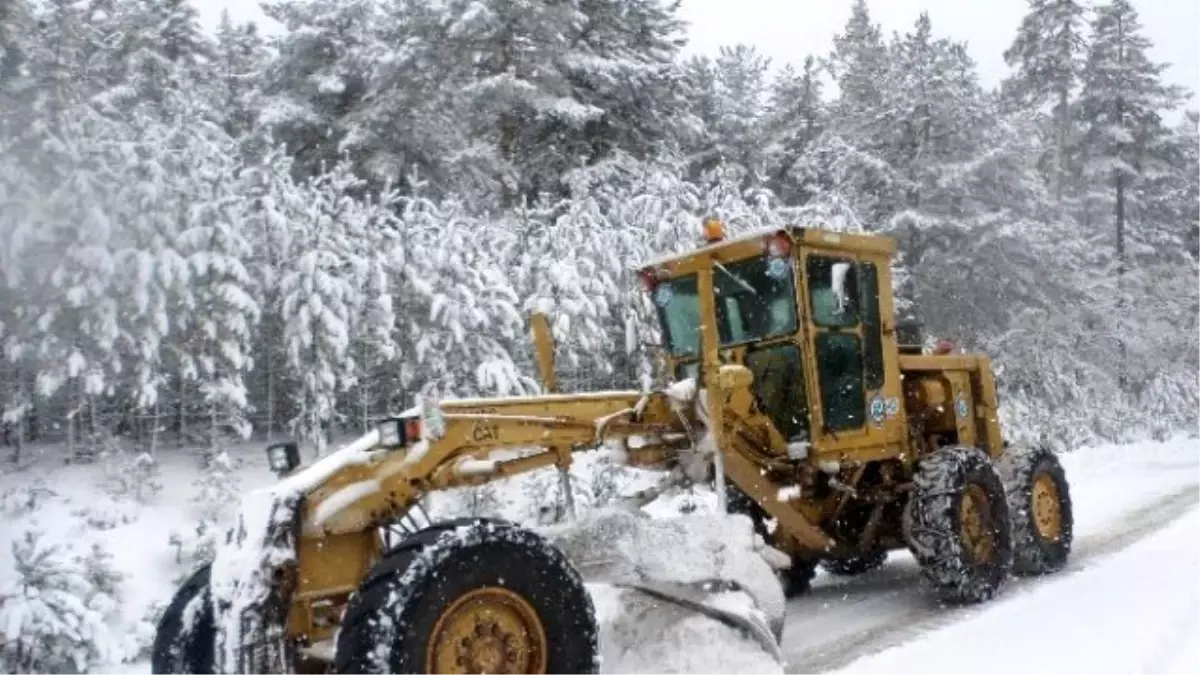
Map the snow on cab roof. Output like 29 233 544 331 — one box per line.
638 226 790 270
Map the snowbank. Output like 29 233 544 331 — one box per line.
541 508 787 674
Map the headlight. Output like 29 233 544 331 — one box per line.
377 417 420 449
265 442 299 476
378 418 403 447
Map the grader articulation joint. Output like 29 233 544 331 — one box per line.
151 221 1074 674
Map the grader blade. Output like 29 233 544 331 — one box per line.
541 507 787 662
622 578 784 661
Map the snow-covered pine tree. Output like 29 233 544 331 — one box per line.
0 532 123 672
560 0 693 168
1002 0 1089 201
211 10 269 143
437 0 605 206
0 0 35 122
882 13 991 213
278 161 366 454
763 56 825 204
24 110 129 459
260 0 378 180
679 46 772 184
238 143 301 439
176 122 262 455
825 0 891 150
400 195 534 399
95 0 214 117
339 182 399 431
504 195 624 391
1076 0 1190 396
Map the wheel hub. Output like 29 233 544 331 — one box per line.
1031 473 1063 541
427 586 547 674
960 484 994 564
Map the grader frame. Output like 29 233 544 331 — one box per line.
153 221 1074 674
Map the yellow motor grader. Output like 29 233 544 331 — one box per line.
151 220 1073 674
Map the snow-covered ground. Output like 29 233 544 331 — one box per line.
0 432 1195 673
830 507 1199 675
783 434 1200 674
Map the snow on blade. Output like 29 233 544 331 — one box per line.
307 479 381 532
273 429 382 495
540 508 787 674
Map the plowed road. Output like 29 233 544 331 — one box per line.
780 440 1200 673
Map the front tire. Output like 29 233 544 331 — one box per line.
906 446 1013 604
997 445 1073 575
335 519 599 674
150 564 215 674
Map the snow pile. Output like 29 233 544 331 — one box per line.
541 508 786 674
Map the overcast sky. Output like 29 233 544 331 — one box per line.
195 0 1198 106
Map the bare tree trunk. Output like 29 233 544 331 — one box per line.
67 383 76 459
266 339 275 443
150 397 160 457
1115 169 1127 391
12 419 22 465
209 400 218 468
178 377 187 448
1055 86 1069 203
359 342 370 433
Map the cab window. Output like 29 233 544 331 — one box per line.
807 256 859 327
714 255 798 346
653 274 701 357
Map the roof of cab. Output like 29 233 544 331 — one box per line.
637 225 897 270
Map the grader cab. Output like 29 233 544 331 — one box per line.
152 221 1074 674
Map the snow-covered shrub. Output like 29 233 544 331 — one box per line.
126 601 166 663
1139 371 1200 441
0 532 123 673
98 449 162 505
0 479 55 518
192 450 242 523
168 519 222 572
69 502 139 531
168 450 244 571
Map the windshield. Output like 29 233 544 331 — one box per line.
714 255 798 344
653 274 701 357
652 254 798 358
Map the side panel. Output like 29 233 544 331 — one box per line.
898 354 1004 458
288 529 382 643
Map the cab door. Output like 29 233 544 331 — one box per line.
800 251 890 445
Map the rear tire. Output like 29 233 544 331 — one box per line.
997 445 1073 576
906 446 1013 604
150 564 215 674
334 519 599 674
